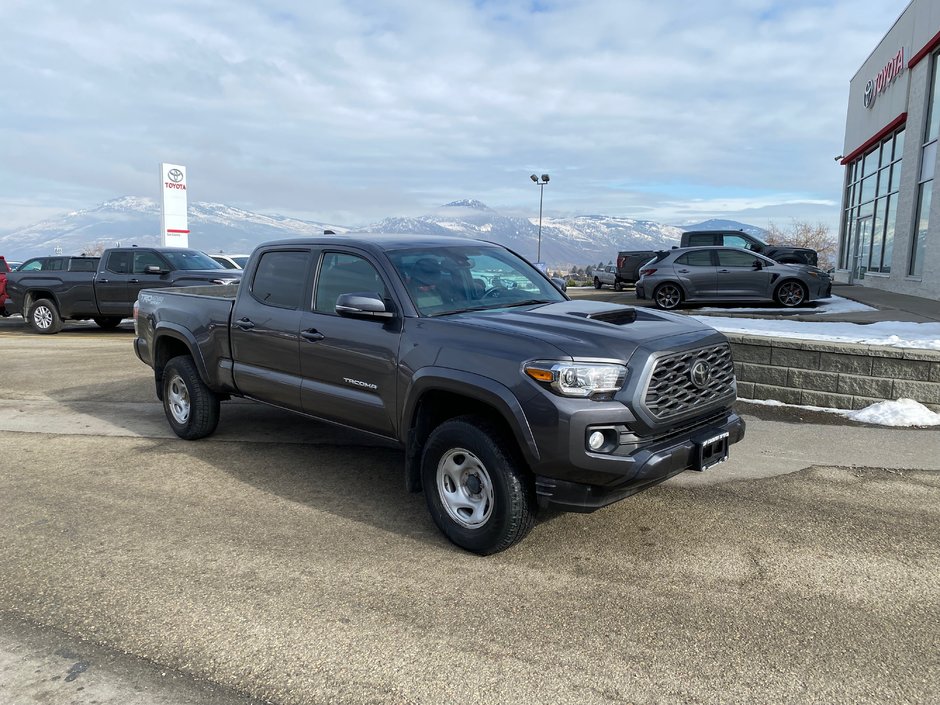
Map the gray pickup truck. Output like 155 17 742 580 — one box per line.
134 235 744 554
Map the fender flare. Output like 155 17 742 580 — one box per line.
152 322 212 386
401 368 540 492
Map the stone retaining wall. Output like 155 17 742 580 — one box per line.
724 333 940 413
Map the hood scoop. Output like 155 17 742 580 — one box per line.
568 307 637 325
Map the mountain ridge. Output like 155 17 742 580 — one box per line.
0 197 762 266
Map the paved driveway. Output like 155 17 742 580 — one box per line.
0 322 938 704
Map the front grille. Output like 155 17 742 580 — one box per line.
642 343 736 421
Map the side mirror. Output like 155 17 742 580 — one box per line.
144 265 165 275
335 292 394 320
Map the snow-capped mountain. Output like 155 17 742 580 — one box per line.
679 219 769 238
0 197 346 258
363 200 684 265
0 196 758 266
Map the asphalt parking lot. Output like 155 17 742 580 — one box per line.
0 316 938 705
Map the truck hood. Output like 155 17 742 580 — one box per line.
449 300 723 360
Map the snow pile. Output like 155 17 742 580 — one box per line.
696 317 940 350
743 398 940 427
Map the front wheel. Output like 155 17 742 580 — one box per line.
162 356 220 440
28 298 63 334
775 281 807 307
653 283 683 310
421 416 536 555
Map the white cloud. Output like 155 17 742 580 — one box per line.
0 0 912 230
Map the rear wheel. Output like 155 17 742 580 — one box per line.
28 298 63 334
593 277 602 289
653 283 683 310
421 416 536 555
775 281 807 307
162 356 220 440
93 316 123 330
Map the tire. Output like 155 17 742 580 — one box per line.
421 416 536 555
94 316 123 330
28 298 63 334
775 280 807 308
653 283 683 310
593 277 602 289
614 281 623 292
162 356 220 440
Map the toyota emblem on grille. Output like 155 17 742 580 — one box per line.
689 359 711 388
167 168 184 183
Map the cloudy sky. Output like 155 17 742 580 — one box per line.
0 0 912 232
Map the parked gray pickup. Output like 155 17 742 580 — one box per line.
134 235 745 554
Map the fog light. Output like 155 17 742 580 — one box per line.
588 431 606 451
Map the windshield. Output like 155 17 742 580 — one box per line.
161 250 225 270
387 245 566 316
232 255 250 268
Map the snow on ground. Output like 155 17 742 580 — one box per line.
697 295 940 427
695 294 876 316
688 296 940 350
743 398 940 427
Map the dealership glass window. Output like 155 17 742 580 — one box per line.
910 51 940 276
841 127 904 273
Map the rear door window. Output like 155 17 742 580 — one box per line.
686 234 715 246
250 250 311 309
676 251 714 266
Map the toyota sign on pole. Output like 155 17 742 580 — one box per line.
160 163 189 247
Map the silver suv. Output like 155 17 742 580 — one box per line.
635 246 832 310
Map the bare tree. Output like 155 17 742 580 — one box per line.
79 242 108 256
765 221 837 270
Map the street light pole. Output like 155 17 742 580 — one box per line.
530 173 550 264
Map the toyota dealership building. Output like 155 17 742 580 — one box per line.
838 0 940 298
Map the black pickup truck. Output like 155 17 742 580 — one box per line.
6 247 241 334
134 235 744 554
681 230 818 265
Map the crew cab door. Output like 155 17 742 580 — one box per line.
230 248 313 411
298 250 401 437
95 250 134 315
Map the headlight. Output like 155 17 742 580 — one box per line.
524 361 627 398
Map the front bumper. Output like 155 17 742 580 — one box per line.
534 411 745 512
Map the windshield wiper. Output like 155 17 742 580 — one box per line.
427 305 494 317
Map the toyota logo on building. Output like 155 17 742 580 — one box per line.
167 168 184 183
863 79 876 109
689 359 711 388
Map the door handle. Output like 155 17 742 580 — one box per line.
234 317 255 330
718 269 731 273
677 269 690 273
130 278 140 283
98 278 110 283
301 329 325 342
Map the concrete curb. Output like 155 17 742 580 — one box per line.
725 332 940 412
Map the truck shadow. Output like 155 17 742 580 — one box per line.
52 377 448 548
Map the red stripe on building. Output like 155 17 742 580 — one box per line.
166 229 190 233
909 29 940 69
841 112 907 165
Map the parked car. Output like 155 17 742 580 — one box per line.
210 253 251 269
593 265 620 290
615 250 659 286
134 234 744 555
680 230 817 266
6 247 241 334
635 246 832 310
